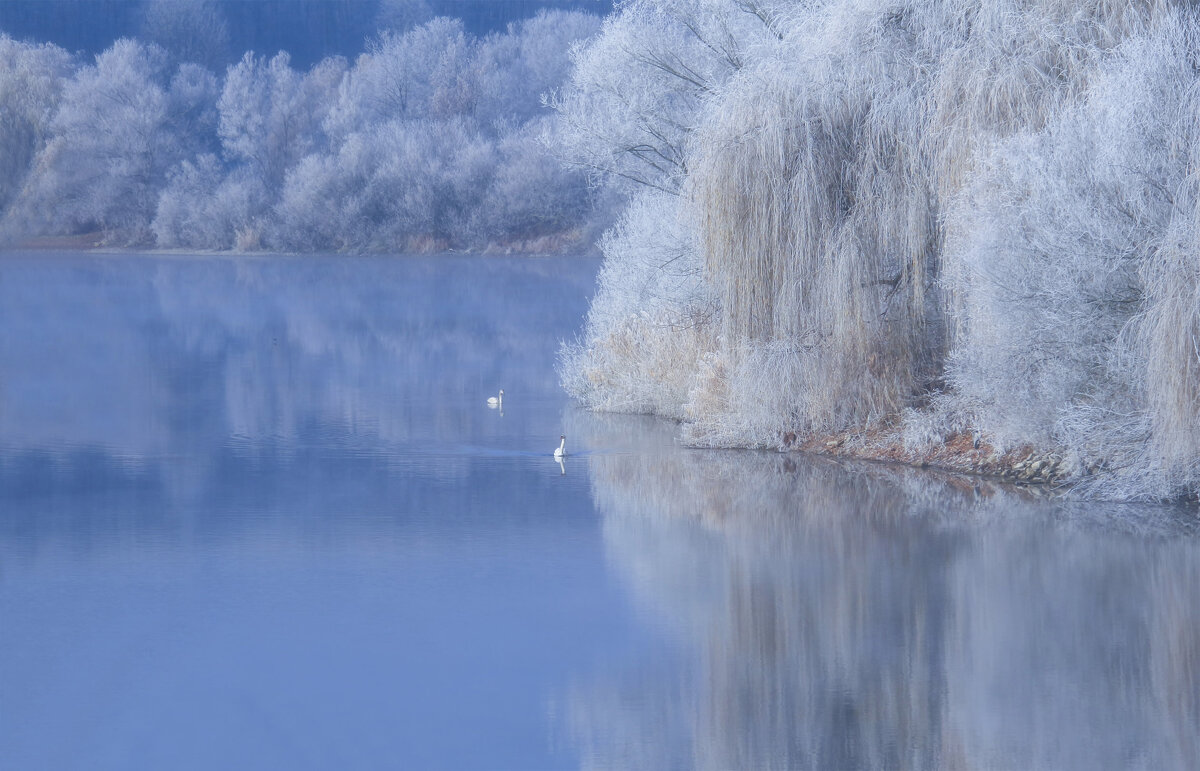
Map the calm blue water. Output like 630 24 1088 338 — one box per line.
1 252 1198 769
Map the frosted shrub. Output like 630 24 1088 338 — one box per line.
473 11 601 128
218 51 341 193
0 35 71 228
470 118 594 248
561 189 715 418
13 39 194 244
1 9 604 251
1140 225 1200 497
154 155 265 250
946 11 1200 497
261 14 601 253
274 121 444 252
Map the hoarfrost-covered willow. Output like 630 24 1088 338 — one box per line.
557 0 1200 500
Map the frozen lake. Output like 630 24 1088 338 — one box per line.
1 252 1198 769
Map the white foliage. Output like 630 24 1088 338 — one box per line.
561 187 714 418
273 117 491 252
2 10 604 251
473 10 602 128
549 0 786 194
153 154 265 249
324 17 473 141
268 14 602 253
562 0 1200 497
14 39 191 243
469 117 595 246
166 63 221 161
0 35 72 228
946 9 1200 498
218 51 342 192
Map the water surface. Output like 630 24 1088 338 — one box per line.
1 252 1197 769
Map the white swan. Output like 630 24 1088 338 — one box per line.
487 389 503 408
553 434 567 458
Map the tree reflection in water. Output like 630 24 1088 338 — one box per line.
564 410 1200 770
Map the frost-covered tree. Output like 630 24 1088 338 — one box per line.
13 39 204 243
153 153 264 249
0 35 72 228
5 7 606 252
944 9 1200 498
167 62 221 156
218 50 342 192
549 0 785 194
274 120 448 252
270 13 602 253
470 117 595 246
474 9 601 127
177 49 345 247
555 0 797 430
560 0 1200 498
274 116 498 252
325 17 473 140
560 186 712 417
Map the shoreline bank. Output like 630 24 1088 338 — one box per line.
788 427 1070 492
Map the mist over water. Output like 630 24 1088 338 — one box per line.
0 252 1196 769
0 252 628 769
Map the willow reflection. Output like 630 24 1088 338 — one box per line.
565 410 1200 770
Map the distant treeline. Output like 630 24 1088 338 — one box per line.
0 0 613 66
0 4 610 252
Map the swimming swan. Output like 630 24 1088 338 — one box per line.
554 435 567 458
487 389 503 408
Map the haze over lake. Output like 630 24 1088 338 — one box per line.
1 252 1197 769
